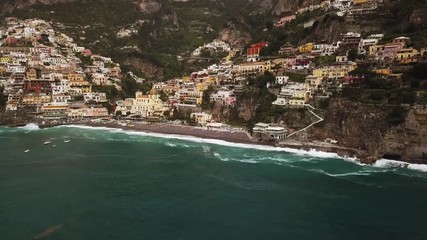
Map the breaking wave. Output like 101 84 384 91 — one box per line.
59 125 345 158
374 159 427 173
19 123 40 131
58 124 427 173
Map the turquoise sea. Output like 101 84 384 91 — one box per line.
0 124 426 240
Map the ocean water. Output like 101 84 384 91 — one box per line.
0 124 426 240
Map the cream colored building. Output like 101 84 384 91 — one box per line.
69 80 92 95
190 112 213 126
305 75 324 92
116 89 166 117
232 61 272 74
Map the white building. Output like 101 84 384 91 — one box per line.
84 92 107 103
275 75 289 85
253 122 287 140
273 82 310 107
190 112 213 125
6 64 26 73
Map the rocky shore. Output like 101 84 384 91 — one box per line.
0 117 406 164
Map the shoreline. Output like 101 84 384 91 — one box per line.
53 120 365 161
7 121 427 171
52 122 427 171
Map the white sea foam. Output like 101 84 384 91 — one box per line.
65 124 350 159
202 145 211 153
19 123 40 131
165 142 177 147
59 125 427 173
374 159 427 173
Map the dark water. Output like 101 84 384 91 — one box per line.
0 125 426 240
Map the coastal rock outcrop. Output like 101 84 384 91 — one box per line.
309 99 427 163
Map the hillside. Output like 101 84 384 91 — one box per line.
1 0 426 80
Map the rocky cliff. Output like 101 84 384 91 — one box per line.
308 99 427 164
0 0 78 13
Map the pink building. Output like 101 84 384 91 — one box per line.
382 43 403 60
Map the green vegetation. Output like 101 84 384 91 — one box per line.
0 86 6 110
159 90 169 102
242 72 282 124
285 72 307 83
313 55 336 66
201 85 214 110
342 64 424 106
347 48 358 62
93 85 122 102
387 106 408 126
121 77 152 98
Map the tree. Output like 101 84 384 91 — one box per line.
121 76 152 98
201 85 215 109
187 115 197 126
200 49 212 58
163 110 170 119
387 106 407 126
0 86 6 110
347 48 358 62
159 90 169 102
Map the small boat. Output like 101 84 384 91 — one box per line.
64 140 70 143
52 145 57 148
43 141 51 145
24 149 30 153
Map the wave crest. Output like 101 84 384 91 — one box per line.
19 123 40 131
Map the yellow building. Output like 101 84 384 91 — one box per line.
41 103 69 120
305 75 323 91
177 89 204 105
298 42 314 53
0 56 12 64
397 48 419 60
70 80 92 95
182 76 191 82
26 69 37 80
368 45 384 57
22 93 51 106
232 61 272 74
352 0 368 4
313 63 357 79
67 73 85 81
373 68 391 76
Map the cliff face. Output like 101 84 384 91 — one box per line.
309 99 427 163
0 0 325 16
271 0 325 15
0 0 78 13
383 107 427 163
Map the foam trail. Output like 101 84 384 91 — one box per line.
19 123 40 131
